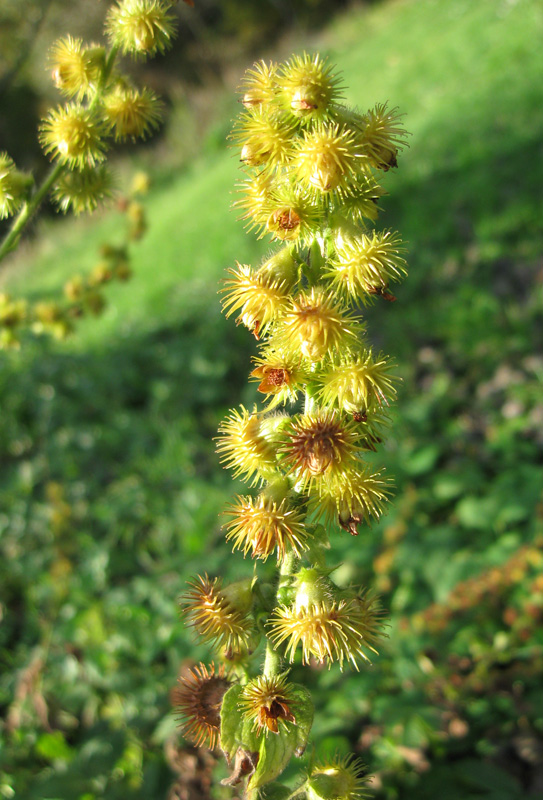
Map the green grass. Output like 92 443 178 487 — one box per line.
1 0 543 798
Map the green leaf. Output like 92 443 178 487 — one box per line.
220 684 246 760
248 684 314 791
35 731 75 762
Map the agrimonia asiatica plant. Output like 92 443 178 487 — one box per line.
176 54 409 797
0 0 190 347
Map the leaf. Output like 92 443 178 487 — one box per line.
35 731 75 762
220 682 314 791
220 684 246 760
248 684 314 791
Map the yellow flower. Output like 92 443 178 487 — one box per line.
270 287 360 362
223 494 308 562
239 674 296 734
173 662 232 750
250 345 309 408
180 574 254 654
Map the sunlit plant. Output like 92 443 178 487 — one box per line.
176 53 409 797
0 0 185 347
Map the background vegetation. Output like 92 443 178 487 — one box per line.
1 0 542 798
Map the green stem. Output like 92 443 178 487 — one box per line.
263 551 296 679
0 161 65 264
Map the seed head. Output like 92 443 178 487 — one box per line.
359 103 408 170
239 674 296 735
279 410 360 489
49 36 104 99
311 467 391 534
250 345 309 408
40 104 108 169
328 230 407 301
307 754 371 800
103 85 162 141
52 165 115 215
221 263 291 337
0 153 29 219
216 406 278 485
223 494 308 562
173 662 232 750
269 592 384 669
105 0 177 57
181 574 254 654
294 123 359 194
240 60 278 108
279 53 344 120
317 350 398 415
233 108 296 168
270 287 360 362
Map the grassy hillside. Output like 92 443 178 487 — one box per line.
1 0 542 798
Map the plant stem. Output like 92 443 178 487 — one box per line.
0 161 65 264
263 551 296 678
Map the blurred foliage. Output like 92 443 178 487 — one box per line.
1 0 543 798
